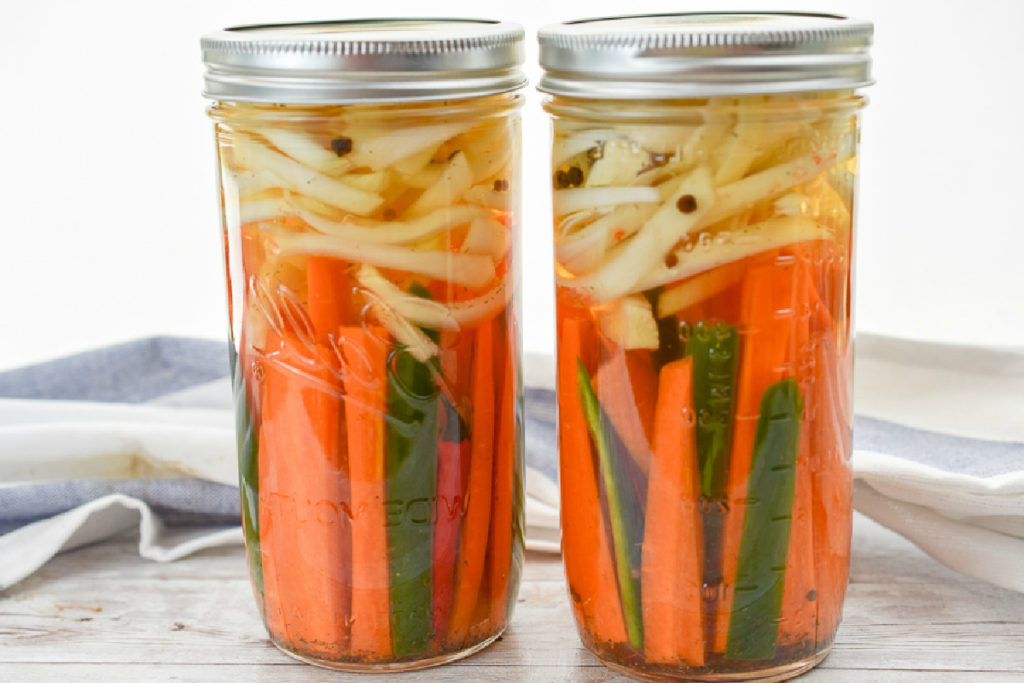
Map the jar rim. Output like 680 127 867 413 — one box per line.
538 12 873 99
201 18 526 104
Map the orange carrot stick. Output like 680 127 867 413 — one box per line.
306 256 356 653
557 314 628 645
338 325 393 660
488 346 517 629
778 420 818 648
778 266 819 648
641 357 705 666
594 347 658 476
663 255 754 324
793 253 851 646
446 320 496 646
713 258 801 654
468 552 494 642
258 328 350 659
256 416 281 634
307 256 354 343
810 330 852 646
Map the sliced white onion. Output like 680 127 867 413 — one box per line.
584 140 651 188
464 124 513 183
774 191 812 218
232 169 279 199
559 136 853 290
355 264 509 330
558 166 715 303
290 199 491 245
233 132 382 216
557 225 611 276
402 164 444 190
463 184 511 212
635 217 830 293
598 294 659 350
271 232 496 288
460 217 509 260
403 151 474 218
556 207 610 238
257 128 351 177
704 136 855 226
346 121 473 171
552 129 616 168
392 145 438 177
828 166 855 212
341 169 390 193
555 203 655 273
238 197 290 225
713 121 767 185
682 122 733 169
624 125 698 154
553 186 661 215
358 288 439 362
656 263 744 318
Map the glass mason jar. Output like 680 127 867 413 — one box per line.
201 20 526 671
539 13 872 681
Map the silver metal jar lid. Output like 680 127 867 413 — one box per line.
201 19 526 104
538 12 873 99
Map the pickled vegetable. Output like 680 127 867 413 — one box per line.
552 93 856 676
214 94 523 666
230 341 262 599
726 378 803 660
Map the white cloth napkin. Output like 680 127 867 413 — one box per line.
853 462 1024 592
849 335 1024 592
0 380 236 589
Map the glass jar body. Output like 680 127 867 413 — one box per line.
211 93 524 671
547 92 862 681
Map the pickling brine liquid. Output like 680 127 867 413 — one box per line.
550 93 858 680
212 95 524 670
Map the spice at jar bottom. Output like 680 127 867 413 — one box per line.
202 20 526 672
540 12 873 681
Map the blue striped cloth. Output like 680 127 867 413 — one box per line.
0 338 239 534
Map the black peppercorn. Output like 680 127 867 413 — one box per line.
676 194 698 213
330 137 353 157
554 170 569 188
567 165 584 187
664 252 679 268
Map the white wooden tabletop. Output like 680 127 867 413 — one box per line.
2 513 1022 682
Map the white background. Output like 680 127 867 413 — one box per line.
1 1 1022 370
